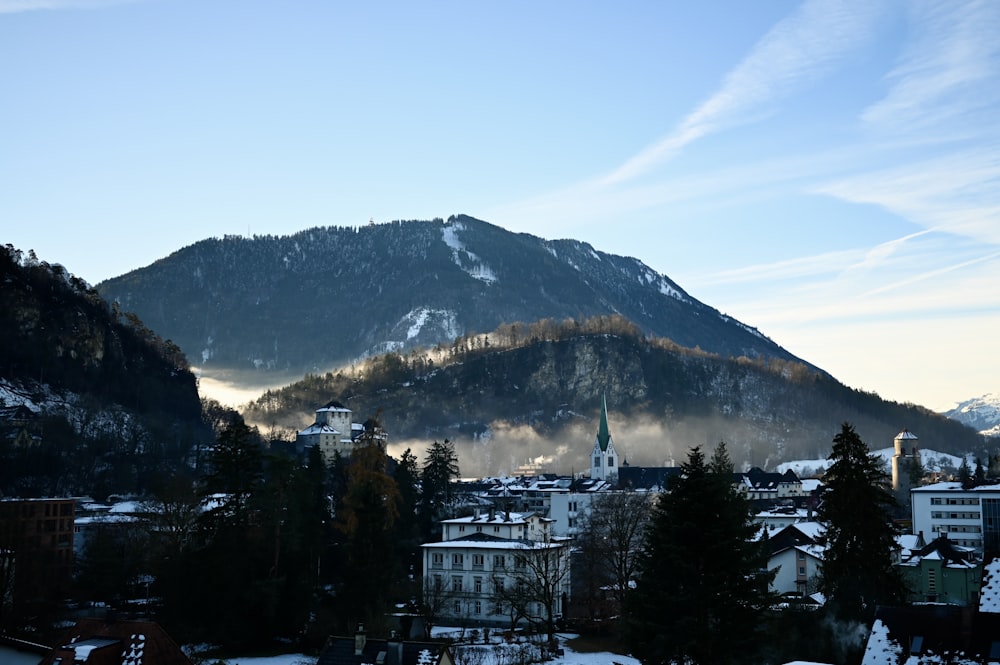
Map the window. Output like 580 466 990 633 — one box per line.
493 555 505 568
473 554 485 568
594 456 601 467
432 553 444 567
474 577 483 593
452 576 463 592
453 600 461 614
459 525 465 532
494 579 504 594
928 569 937 594
798 566 805 575
609 458 615 467
475 600 482 615
494 526 501 533
797 551 805 560
452 553 464 567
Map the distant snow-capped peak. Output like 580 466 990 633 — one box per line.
943 393 1000 437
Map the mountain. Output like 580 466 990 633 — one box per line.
241 320 985 477
0 245 209 498
944 394 1000 437
96 215 816 389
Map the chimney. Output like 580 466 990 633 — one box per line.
354 623 366 655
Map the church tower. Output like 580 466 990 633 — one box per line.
590 394 619 481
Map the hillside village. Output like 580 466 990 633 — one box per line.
5 395 1000 665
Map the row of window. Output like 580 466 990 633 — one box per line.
930 511 981 520
447 599 546 617
433 574 509 595
456 525 516 534
430 552 523 569
937 524 982 534
929 497 980 505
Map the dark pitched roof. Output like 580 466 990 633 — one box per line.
616 466 681 491
766 523 820 556
908 534 978 565
318 635 452 665
39 618 193 665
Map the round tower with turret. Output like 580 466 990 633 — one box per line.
892 428 920 491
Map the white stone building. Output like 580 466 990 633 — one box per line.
295 400 363 464
421 510 571 627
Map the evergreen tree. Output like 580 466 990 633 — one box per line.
817 423 907 623
958 456 974 489
622 443 776 665
336 439 403 630
420 439 460 538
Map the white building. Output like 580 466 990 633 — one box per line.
421 510 571 627
910 481 1000 553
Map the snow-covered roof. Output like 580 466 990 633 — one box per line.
910 480 1000 493
979 558 1000 613
442 511 550 526
297 423 342 436
422 535 564 551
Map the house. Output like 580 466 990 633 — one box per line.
897 533 982 605
910 481 1000 553
765 522 825 597
318 626 453 665
734 467 805 502
38 618 193 665
421 510 571 627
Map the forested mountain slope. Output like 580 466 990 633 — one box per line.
97 215 815 384
0 244 209 497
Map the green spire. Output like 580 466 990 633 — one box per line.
597 393 612 451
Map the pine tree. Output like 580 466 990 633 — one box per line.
622 443 776 665
420 439 460 538
817 423 907 623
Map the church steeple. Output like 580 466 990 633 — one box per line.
591 392 619 481
597 393 612 451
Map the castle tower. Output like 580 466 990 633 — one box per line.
590 393 619 481
892 428 920 491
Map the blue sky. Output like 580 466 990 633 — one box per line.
2 0 998 413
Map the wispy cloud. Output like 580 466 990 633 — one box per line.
0 0 136 13
862 0 1000 132
600 0 885 185
817 146 1000 245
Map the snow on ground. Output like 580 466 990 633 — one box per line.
216 630 640 665
201 655 313 665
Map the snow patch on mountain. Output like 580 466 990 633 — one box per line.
441 221 497 284
0 378 151 451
